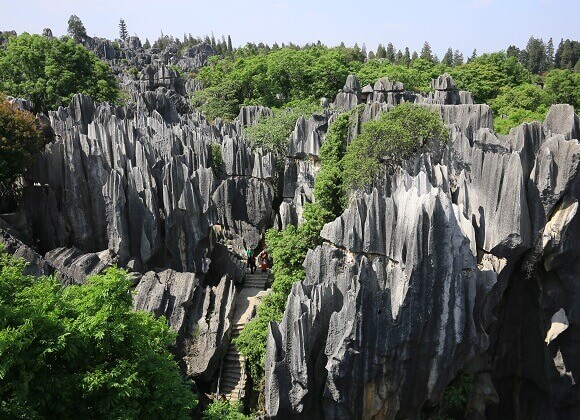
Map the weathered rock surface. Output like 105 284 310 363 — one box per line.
133 270 236 381
22 94 274 271
265 102 580 419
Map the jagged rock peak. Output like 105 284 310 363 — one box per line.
343 74 361 94
373 76 404 92
430 73 456 91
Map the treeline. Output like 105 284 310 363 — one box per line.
192 42 579 133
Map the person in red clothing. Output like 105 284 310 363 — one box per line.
259 249 269 273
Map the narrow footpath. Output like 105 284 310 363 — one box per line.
218 272 269 401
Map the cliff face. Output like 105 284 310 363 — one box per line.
265 92 580 418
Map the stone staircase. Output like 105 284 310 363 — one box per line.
218 272 269 401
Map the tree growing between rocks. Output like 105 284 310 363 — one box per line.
342 103 448 189
67 14 87 43
119 18 128 42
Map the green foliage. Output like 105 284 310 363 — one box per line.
235 109 356 385
67 14 87 43
202 400 250 419
489 83 548 133
451 52 531 103
543 69 580 109
355 58 449 91
0 96 42 185
441 372 474 418
313 111 351 216
343 103 447 190
0 33 119 113
0 250 196 418
210 142 223 174
192 45 361 120
243 99 320 155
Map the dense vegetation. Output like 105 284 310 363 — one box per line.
0 33 119 113
342 103 448 189
0 96 42 207
192 38 579 133
0 251 196 418
201 400 250 420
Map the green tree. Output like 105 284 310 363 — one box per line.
119 18 128 42
143 38 151 49
453 50 464 66
0 251 197 418
0 96 42 207
0 34 119 113
420 41 433 62
543 69 580 108
376 44 387 59
67 14 87 43
442 48 454 66
342 103 447 189
386 42 396 63
525 36 547 74
451 52 530 103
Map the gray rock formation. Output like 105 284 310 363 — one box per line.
265 103 580 419
22 92 274 272
133 270 236 381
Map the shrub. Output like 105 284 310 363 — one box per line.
342 103 447 190
202 400 250 419
0 250 197 418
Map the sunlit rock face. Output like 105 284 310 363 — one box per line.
265 102 580 419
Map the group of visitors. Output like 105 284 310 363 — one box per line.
245 247 269 274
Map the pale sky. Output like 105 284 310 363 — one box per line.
1 0 578 57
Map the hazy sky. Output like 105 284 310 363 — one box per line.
1 0 578 56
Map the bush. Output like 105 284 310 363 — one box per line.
0 33 119 113
202 400 250 419
342 103 447 190
0 96 42 207
0 250 197 418
243 100 320 156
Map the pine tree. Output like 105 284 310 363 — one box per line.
376 44 387 59
453 50 464 66
368 50 376 60
227 35 233 52
524 36 547 74
411 51 418 62
469 49 477 62
404 47 411 67
395 50 403 64
119 19 128 42
143 38 151 49
386 42 396 63
546 37 554 69
420 41 433 62
442 48 453 66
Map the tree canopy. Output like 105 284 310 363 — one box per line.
342 103 448 190
0 251 197 418
0 33 119 113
